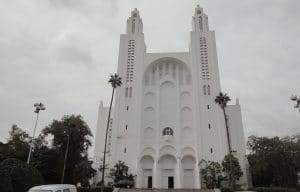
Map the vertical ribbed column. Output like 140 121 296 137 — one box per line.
153 159 158 188
136 160 142 188
195 160 201 188
176 157 181 188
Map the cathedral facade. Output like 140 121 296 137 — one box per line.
93 6 249 189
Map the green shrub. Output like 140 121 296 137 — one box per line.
77 187 90 192
0 158 44 192
90 186 113 192
250 187 300 192
220 187 233 192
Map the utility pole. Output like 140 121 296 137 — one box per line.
27 102 46 164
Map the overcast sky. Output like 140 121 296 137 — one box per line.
1 0 300 151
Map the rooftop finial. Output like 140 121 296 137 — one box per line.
126 8 143 34
131 8 140 18
195 5 204 16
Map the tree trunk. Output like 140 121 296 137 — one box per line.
222 107 234 190
101 88 115 186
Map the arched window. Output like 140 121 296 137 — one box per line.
162 127 174 136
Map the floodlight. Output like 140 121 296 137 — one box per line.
291 95 297 101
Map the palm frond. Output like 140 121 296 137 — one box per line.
215 92 231 108
108 73 122 88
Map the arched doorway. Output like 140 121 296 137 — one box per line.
181 155 196 188
158 154 177 188
140 155 154 188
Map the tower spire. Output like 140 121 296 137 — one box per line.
126 8 143 34
192 5 209 32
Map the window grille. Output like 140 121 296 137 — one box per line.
162 127 174 136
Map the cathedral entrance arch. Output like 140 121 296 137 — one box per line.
181 155 196 188
158 154 177 188
140 155 154 188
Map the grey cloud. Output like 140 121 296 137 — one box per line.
0 0 299 152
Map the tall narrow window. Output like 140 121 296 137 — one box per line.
210 148 213 153
172 63 176 79
207 85 210 95
207 105 210 109
126 125 128 130
199 16 203 30
203 85 206 95
132 20 135 33
208 123 211 129
125 87 128 98
158 64 163 79
166 63 169 74
124 147 127 153
129 87 132 98
126 106 129 111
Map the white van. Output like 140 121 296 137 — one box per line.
27 184 77 192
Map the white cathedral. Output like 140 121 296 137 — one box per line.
93 5 250 189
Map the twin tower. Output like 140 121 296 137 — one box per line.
93 5 250 189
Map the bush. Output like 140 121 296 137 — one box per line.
90 186 113 192
0 166 13 192
220 187 233 192
77 187 90 192
0 158 44 192
250 187 300 192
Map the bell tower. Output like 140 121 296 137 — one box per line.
112 8 146 177
192 5 209 33
126 8 143 35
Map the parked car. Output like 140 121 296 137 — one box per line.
27 184 77 192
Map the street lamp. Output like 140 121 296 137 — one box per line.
291 95 300 112
61 121 72 184
27 102 46 164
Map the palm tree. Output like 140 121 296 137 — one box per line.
101 74 122 186
214 92 234 189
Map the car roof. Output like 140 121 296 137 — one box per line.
30 184 76 190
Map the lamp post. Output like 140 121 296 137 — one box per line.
61 120 72 184
27 102 46 164
291 95 300 112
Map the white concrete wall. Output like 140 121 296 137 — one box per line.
92 102 113 184
227 99 249 188
93 5 249 188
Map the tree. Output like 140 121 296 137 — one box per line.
73 156 96 187
200 160 224 188
109 161 129 183
31 146 61 184
222 154 243 182
0 125 30 162
247 135 300 187
42 115 94 184
101 74 122 185
109 161 134 188
0 158 44 192
215 92 234 189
